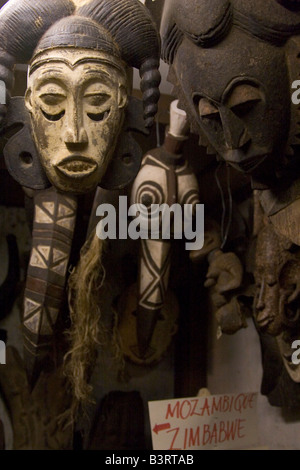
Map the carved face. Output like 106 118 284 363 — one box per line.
254 258 284 336
254 225 300 336
172 27 291 183
25 49 127 194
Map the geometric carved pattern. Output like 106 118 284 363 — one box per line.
131 134 200 356
24 310 42 334
24 298 41 319
35 206 53 224
42 201 55 215
23 187 78 384
52 248 67 263
139 239 171 310
30 246 50 269
51 256 68 276
35 192 76 234
23 301 59 336
132 149 200 314
56 216 75 231
29 244 69 277
58 203 74 218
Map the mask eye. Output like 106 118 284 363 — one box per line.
39 92 66 106
41 109 65 121
198 98 221 121
87 110 109 122
85 93 110 107
38 90 66 121
226 84 262 117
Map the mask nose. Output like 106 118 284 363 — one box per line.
219 107 251 152
64 105 88 145
64 127 88 144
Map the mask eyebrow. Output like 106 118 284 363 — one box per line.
82 69 112 84
225 84 262 109
222 77 262 104
85 68 110 76
40 67 64 75
29 60 66 75
35 76 68 92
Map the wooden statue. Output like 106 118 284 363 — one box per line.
130 99 200 358
0 0 160 406
254 195 300 383
159 0 300 404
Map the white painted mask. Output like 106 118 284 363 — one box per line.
26 48 128 194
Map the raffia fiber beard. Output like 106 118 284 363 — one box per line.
64 230 106 418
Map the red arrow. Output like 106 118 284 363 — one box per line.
153 423 171 434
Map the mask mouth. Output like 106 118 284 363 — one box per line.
256 314 275 329
256 310 284 336
224 152 268 173
55 155 97 178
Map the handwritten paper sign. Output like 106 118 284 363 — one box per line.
148 392 258 450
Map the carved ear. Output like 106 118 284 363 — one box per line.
24 88 33 113
99 97 148 190
3 97 50 190
118 84 128 109
99 131 142 190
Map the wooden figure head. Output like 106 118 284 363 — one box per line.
25 19 128 193
0 0 161 193
161 0 300 187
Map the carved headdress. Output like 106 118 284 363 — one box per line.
0 0 161 128
161 0 300 64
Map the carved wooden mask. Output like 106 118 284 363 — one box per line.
161 0 300 187
172 32 290 183
0 0 161 192
254 221 300 336
25 49 128 194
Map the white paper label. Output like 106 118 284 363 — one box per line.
148 392 258 450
